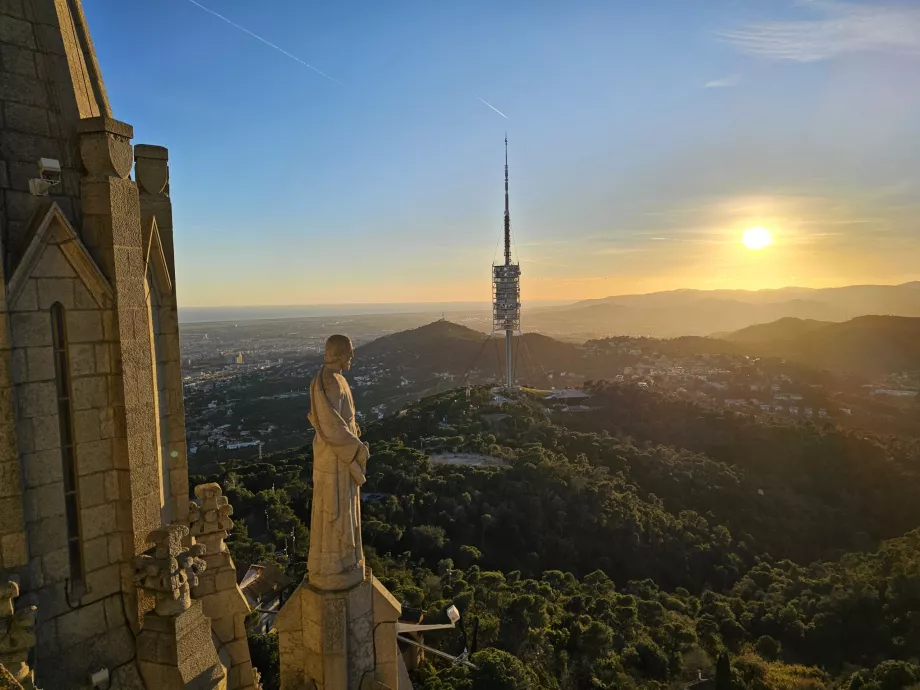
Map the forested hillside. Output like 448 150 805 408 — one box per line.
202 386 920 689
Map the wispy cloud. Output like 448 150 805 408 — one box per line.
704 74 742 88
477 97 508 119
717 0 920 62
184 0 340 83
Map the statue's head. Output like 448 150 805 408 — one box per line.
325 334 354 371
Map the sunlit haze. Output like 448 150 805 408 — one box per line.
86 0 920 306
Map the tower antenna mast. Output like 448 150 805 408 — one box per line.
492 136 521 390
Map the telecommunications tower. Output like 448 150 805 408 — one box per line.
493 137 521 390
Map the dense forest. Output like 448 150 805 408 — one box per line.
197 384 920 689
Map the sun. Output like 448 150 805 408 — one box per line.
742 227 773 251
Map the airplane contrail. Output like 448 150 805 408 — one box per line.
477 96 508 119
184 0 340 84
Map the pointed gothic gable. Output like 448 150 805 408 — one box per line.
142 215 173 300
6 202 114 310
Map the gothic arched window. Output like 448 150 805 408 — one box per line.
51 302 83 584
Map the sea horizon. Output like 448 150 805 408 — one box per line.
177 300 574 324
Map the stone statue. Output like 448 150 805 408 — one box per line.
306 334 369 590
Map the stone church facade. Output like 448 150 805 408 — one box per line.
1 1 257 687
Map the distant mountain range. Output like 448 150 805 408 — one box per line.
526 282 920 338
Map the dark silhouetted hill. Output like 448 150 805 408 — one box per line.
729 315 920 376
724 317 835 344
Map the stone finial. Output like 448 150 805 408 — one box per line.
0 581 38 688
77 117 135 180
134 145 170 196
133 525 207 616
189 483 234 556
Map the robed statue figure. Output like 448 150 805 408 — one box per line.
306 334 369 590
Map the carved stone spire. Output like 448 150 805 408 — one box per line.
133 524 207 617
189 483 234 556
0 581 37 689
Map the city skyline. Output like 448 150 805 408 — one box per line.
86 0 920 306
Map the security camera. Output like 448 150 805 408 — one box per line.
29 158 62 197
38 157 61 182
446 605 460 624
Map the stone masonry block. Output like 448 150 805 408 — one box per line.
0 0 26 19
17 380 56 418
79 470 106 507
84 562 120 602
0 348 8 384
11 347 28 383
104 594 127 629
73 408 101 444
28 514 65 556
211 616 235 644
31 414 61 450
56 599 107 648
69 343 96 377
24 480 64 521
103 469 127 502
83 535 109 572
65 309 104 343
0 13 34 47
32 22 66 56
73 280 99 310
41 544 69 580
215 568 238 591
102 310 119 341
107 532 124 564
10 312 51 348
94 343 112 374
81 502 115 540
4 101 49 136
0 130 61 166
72 375 107 410
3 187 40 222
0 71 49 108
0 396 15 433
26 345 54 382
1 531 28 568
21 448 62 487
36 277 75 309
11 280 38 310
0 461 21 497
33 245 75 278
76 438 113 474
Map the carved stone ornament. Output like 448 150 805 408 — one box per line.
189 483 234 556
77 116 134 180
0 581 38 688
134 145 169 196
133 524 207 616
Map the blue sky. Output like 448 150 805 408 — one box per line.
84 0 920 306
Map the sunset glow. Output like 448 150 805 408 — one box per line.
742 227 774 251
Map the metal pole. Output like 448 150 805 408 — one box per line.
506 329 513 390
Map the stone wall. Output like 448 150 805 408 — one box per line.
0 242 28 576
5 207 137 685
0 0 109 276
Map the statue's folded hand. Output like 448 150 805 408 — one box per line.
348 460 367 487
